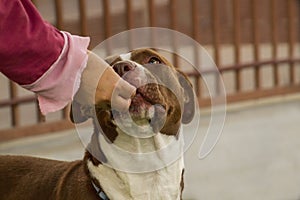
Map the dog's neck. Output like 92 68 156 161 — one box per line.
86 127 184 200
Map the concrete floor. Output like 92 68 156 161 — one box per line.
1 94 300 200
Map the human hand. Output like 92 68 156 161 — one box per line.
74 51 136 112
96 67 136 111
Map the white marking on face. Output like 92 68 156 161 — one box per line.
118 52 144 70
119 52 132 61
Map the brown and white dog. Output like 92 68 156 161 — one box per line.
0 48 195 200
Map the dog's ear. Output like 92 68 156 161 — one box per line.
69 101 89 123
177 70 195 124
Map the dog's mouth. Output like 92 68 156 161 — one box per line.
129 90 154 121
131 84 165 118
114 83 166 133
113 65 167 133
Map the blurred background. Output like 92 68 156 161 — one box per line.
0 0 300 199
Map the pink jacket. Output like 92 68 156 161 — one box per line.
0 0 90 115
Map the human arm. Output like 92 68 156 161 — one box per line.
0 0 135 115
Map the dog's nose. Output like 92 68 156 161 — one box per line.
113 61 136 77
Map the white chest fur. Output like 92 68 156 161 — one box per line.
87 128 184 200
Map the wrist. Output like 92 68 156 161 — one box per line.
74 51 109 105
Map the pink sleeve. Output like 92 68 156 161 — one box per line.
0 0 90 115
22 32 90 115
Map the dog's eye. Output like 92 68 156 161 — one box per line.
148 57 161 64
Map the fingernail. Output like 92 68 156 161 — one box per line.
130 89 136 98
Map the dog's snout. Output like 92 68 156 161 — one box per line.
113 61 136 76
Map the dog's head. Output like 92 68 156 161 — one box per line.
71 48 195 143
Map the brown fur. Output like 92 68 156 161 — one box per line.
0 155 99 200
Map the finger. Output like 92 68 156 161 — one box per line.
111 95 131 112
117 79 136 99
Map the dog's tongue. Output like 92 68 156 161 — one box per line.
150 104 166 133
